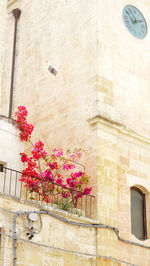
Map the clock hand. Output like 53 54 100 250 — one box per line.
128 10 140 24
126 10 134 23
135 20 143 23
131 13 137 22
130 13 144 24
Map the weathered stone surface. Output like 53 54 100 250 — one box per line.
0 0 150 265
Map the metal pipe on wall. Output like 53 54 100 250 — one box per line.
9 8 21 118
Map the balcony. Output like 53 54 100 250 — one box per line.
0 167 95 218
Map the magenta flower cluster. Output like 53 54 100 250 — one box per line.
15 106 92 207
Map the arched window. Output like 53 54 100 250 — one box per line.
130 187 147 240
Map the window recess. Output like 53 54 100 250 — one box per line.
130 187 147 240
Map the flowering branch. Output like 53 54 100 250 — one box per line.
15 106 92 207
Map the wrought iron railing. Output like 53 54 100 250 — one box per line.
0 167 95 218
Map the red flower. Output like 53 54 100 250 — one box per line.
15 106 34 141
20 153 29 162
34 140 44 150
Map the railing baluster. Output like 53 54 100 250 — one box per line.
26 186 28 199
57 193 58 206
36 191 38 202
85 195 87 217
20 178 22 198
70 194 72 214
52 192 53 207
61 194 63 210
3 168 6 194
90 196 92 218
14 172 17 197
53 193 56 207
76 196 77 214
9 169 12 196
81 196 83 216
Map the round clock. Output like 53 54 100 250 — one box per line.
122 5 147 39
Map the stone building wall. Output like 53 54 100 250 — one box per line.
0 195 150 266
0 0 150 265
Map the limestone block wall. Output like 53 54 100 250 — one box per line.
0 196 97 266
97 0 150 137
0 195 150 265
88 115 150 265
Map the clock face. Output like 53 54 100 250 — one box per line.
122 5 147 39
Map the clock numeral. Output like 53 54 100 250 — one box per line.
141 24 145 29
128 26 133 32
125 20 129 26
128 8 132 14
133 30 136 36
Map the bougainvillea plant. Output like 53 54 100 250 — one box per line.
15 106 92 208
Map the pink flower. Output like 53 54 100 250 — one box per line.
66 177 76 189
61 191 70 198
72 171 84 179
66 178 72 186
74 192 83 199
42 169 54 182
51 148 63 157
56 178 63 185
62 163 75 170
47 162 58 170
84 187 92 195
